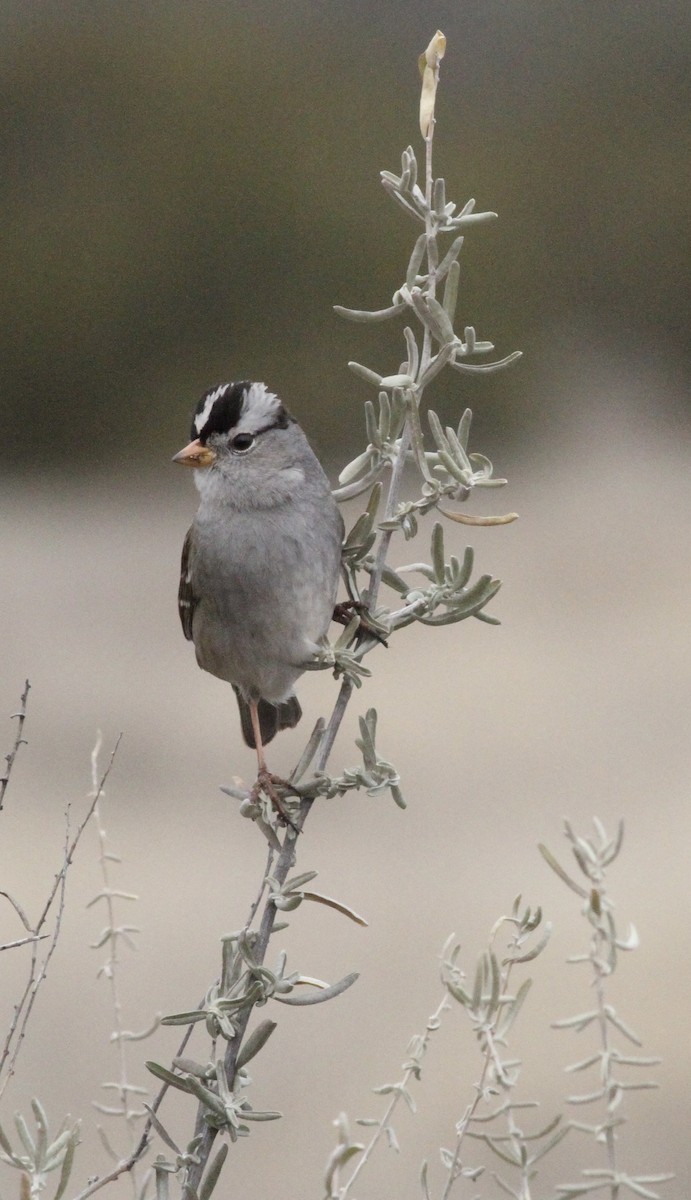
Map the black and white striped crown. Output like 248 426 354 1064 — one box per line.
191 381 291 443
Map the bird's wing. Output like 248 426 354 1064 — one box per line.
178 527 197 641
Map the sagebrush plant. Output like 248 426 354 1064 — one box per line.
541 823 673 1200
0 32 671 1200
143 31 520 1197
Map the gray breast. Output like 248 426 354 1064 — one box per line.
191 493 343 701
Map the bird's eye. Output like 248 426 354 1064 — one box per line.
230 433 255 452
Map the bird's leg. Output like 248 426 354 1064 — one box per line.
249 700 300 832
249 700 269 776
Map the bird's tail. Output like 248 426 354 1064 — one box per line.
233 687 302 748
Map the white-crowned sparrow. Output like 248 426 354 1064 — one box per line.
173 380 344 781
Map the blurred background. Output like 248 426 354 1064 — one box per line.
1 2 689 1196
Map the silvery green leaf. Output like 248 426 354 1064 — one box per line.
528 1124 572 1164
420 1159 432 1200
379 373 415 389
615 924 639 950
273 894 302 911
496 978 532 1039
421 578 502 625
538 846 589 898
364 400 379 446
552 1010 599 1031
198 1144 228 1200
409 288 445 337
450 210 498 227
417 341 457 390
488 951 501 1015
478 1135 522 1167
456 546 474 588
186 1078 227 1120
436 235 465 280
471 955 484 1013
31 1100 49 1166
380 565 410 595
451 350 523 374
425 295 456 343
508 922 552 964
442 259 460 321
455 407 472 450
145 1063 194 1093
475 609 501 625
469 450 493 473
338 449 377 486
427 407 449 453
161 1009 207 1026
333 301 405 322
406 233 428 288
15 1114 35 1157
566 1087 607 1105
0 1122 15 1159
612 1053 662 1068
377 391 391 439
301 891 368 926
430 523 445 582
604 1007 642 1045
446 425 472 471
602 819 625 865
274 971 359 1006
42 1130 74 1171
437 449 469 484
564 1052 602 1074
52 1131 79 1200
283 869 318 891
172 1059 213 1080
348 361 383 386
383 183 426 223
357 709 378 765
433 176 446 215
555 1185 604 1197
403 326 420 379
390 784 406 809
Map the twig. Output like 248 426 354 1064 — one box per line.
89 735 150 1199
339 992 450 1199
0 679 30 810
0 733 123 1099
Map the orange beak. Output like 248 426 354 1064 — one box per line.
172 438 217 468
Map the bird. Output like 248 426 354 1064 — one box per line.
173 380 344 800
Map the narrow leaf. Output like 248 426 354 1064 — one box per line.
199 1144 229 1200
274 972 359 1006
236 1021 278 1070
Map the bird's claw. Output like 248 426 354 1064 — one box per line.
251 770 301 834
332 601 388 647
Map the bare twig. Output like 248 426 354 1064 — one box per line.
0 679 30 810
0 733 123 1099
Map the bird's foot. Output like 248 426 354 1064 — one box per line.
251 769 301 834
332 601 389 647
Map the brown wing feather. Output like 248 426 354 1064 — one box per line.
178 528 197 641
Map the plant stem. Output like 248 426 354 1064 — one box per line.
340 993 449 1200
